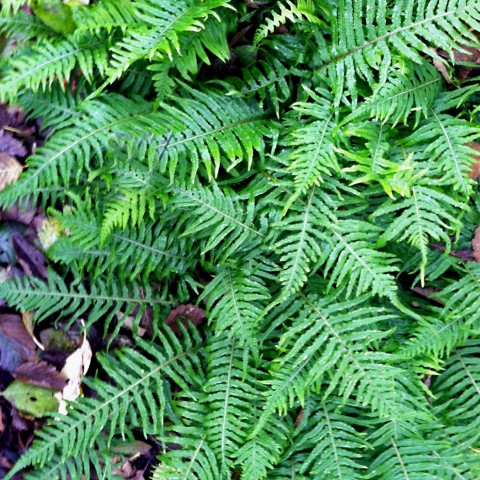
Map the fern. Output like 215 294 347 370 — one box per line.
6 326 202 479
2 1 480 478
314 0 480 105
0 268 172 335
104 0 232 83
0 35 108 102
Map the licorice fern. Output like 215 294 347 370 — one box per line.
1 0 480 479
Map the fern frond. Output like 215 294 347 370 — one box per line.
0 35 108 102
254 0 320 45
322 219 399 299
72 0 139 34
105 0 231 83
0 9 54 42
292 398 368 479
19 81 83 135
0 0 25 16
0 268 172 334
235 410 290 479
403 112 480 196
316 0 480 105
222 56 291 118
155 433 220 480
373 186 463 285
5 327 202 480
345 61 442 127
200 262 271 341
438 262 480 328
100 189 155 243
201 336 259 474
366 436 474 480
433 340 480 449
50 206 194 281
159 85 270 180
282 88 340 208
274 188 336 299
253 293 401 434
171 182 266 261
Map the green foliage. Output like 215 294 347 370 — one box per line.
1 0 480 478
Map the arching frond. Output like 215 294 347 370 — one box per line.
253 293 401 434
5 327 203 480
105 0 231 83
0 268 172 335
315 0 480 105
433 340 480 450
373 186 463 285
0 35 108 102
200 262 271 341
72 0 138 34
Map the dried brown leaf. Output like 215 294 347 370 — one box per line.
0 153 22 191
165 304 205 334
13 361 66 391
472 226 480 262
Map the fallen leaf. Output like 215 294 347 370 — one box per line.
12 233 48 279
165 304 205 334
0 131 27 158
0 153 23 191
3 380 59 418
55 331 92 415
1 201 46 230
0 222 25 264
432 57 453 84
411 287 443 305
468 142 480 180
14 361 66 391
472 226 480 262
38 217 62 251
0 314 35 372
22 311 44 351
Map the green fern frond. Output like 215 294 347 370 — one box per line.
155 433 220 480
5 327 202 480
105 0 231 83
274 188 336 299
159 85 270 180
254 0 321 45
316 0 480 105
433 340 480 450
161 14 231 82
202 336 259 474
403 112 480 196
50 205 194 281
292 398 368 479
19 81 83 134
282 88 340 208
0 9 54 42
373 186 463 285
0 0 25 16
222 56 291 118
72 0 138 34
0 268 172 335
345 61 442 127
438 262 480 327
366 436 474 480
171 182 265 261
200 262 271 341
235 410 290 479
322 219 399 299
100 189 155 244
0 35 108 102
253 293 401 434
